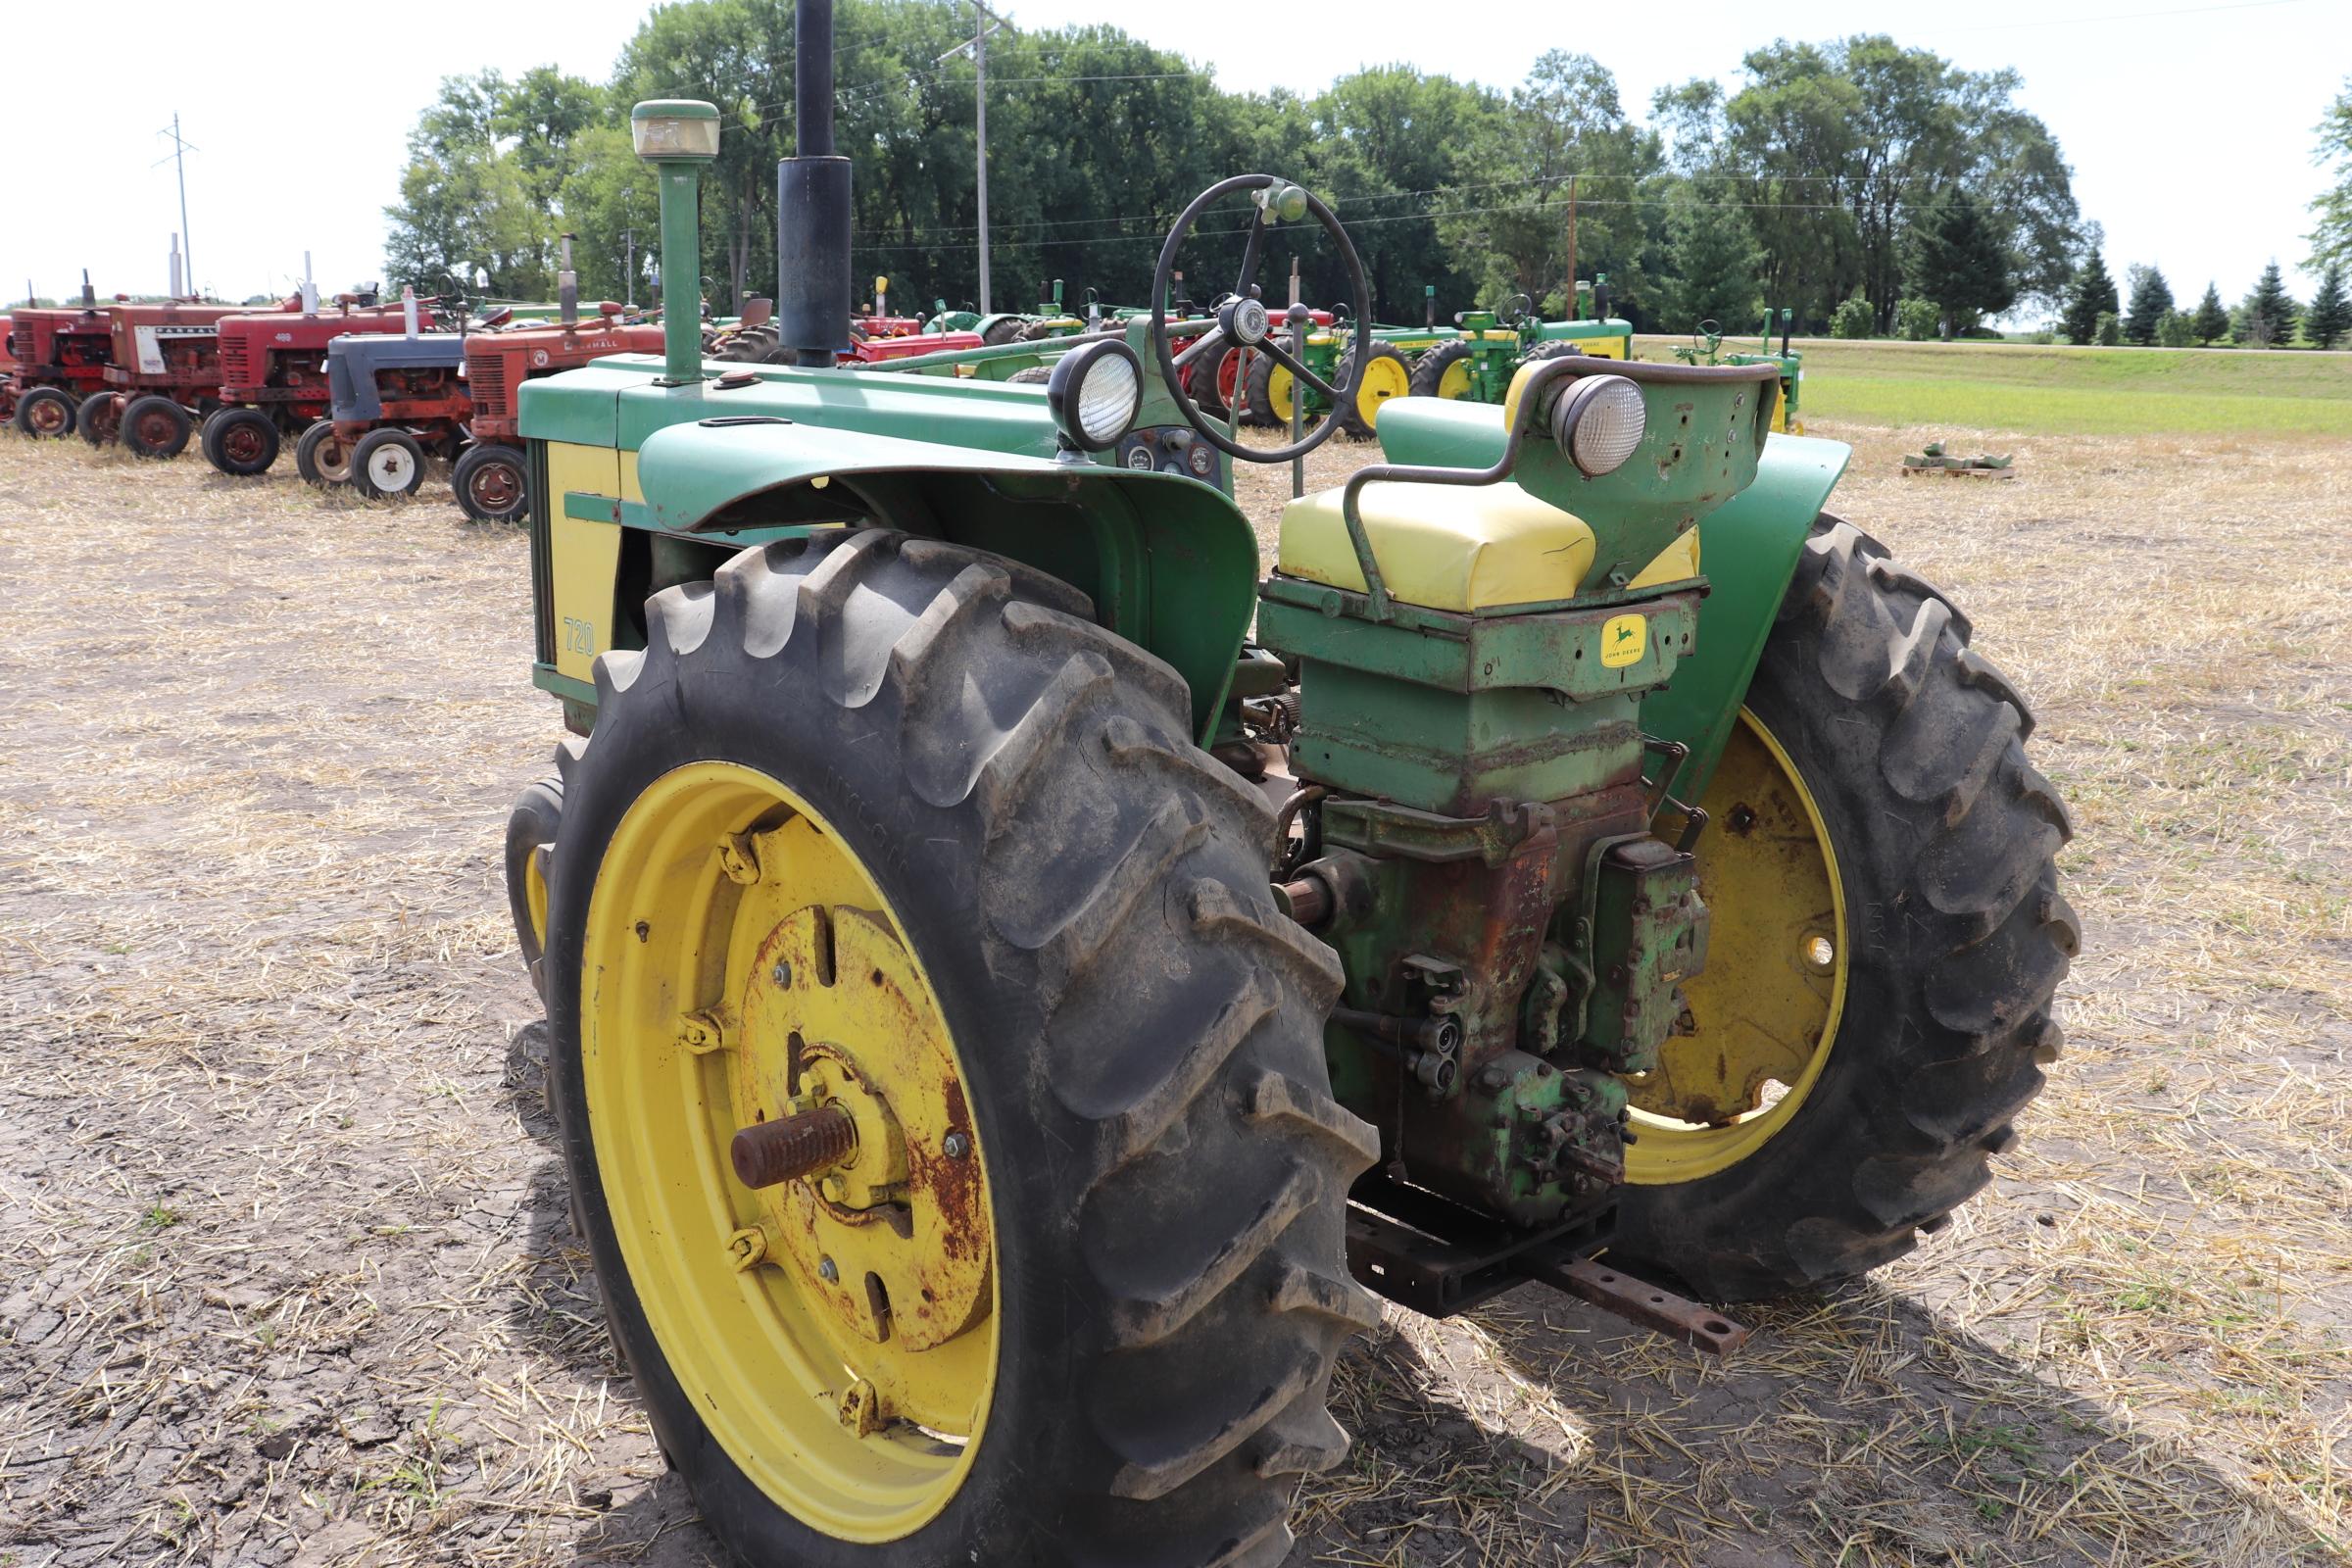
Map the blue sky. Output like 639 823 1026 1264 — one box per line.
11 0 2345 315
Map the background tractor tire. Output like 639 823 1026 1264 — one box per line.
543 530 1378 1567
1241 336 1294 427
351 428 426 500
453 442 529 522
1006 365 1053 384
122 396 193 459
14 387 76 439
78 393 122 448
1611 515 2078 1301
980 317 1027 346
201 407 280 475
1408 338 1479 401
1334 341 1411 439
294 420 352 487
504 775 563 1003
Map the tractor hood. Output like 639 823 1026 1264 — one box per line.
638 416 1072 532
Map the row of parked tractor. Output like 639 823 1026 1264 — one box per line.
0 262 1804 520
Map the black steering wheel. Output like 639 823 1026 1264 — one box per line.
1495 292 1534 328
1151 173 1372 464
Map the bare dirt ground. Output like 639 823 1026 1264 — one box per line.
1 421 2345 1568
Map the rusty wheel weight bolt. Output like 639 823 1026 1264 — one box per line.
732 1103 858 1189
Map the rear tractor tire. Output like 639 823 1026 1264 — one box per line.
540 530 1378 1566
1610 515 2079 1301
14 387 76 439
1241 335 1294 427
294 419 353 487
201 407 280 475
351 428 426 500
452 442 529 522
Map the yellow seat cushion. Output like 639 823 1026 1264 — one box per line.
1275 479 1595 612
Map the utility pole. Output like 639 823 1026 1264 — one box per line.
160 114 197 296
1565 173 1578 317
940 3 1006 312
624 228 636 309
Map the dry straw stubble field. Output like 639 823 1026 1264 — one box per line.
0 413 2346 1567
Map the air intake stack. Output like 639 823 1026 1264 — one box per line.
776 0 852 368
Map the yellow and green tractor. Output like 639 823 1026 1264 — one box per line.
500 15 2076 1562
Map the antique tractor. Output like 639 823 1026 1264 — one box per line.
498 24 2075 1565
1408 285 1634 406
1673 309 1805 435
204 290 436 476
7 277 118 440
1237 307 1417 436
79 296 301 457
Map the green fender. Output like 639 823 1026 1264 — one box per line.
1373 397 1851 797
627 415 1259 745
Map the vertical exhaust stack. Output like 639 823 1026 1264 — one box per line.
80 270 95 312
170 235 183 300
777 0 852 368
559 234 579 330
303 252 319 316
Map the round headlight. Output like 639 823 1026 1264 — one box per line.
1551 373 1646 477
1046 336 1143 452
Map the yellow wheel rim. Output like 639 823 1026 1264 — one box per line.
1436 356 1472 400
1624 710 1847 1184
1264 361 1294 423
1355 353 1411 426
581 761 997 1542
523 848 551 955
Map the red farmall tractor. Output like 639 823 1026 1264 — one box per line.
202 295 436 476
447 308 665 519
7 279 117 440
0 312 16 425
79 297 300 458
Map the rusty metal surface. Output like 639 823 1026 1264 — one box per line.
731 1102 858 1189
1535 1255 1750 1357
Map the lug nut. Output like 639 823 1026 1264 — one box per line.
816 1254 839 1283
942 1131 971 1160
731 1103 858 1190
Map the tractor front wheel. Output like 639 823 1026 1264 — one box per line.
78 393 122 448
14 387 75 439
294 420 352 487
203 408 281 476
1334 341 1411 439
541 531 1376 1566
1242 335 1295 427
351 428 426 500
1610 515 2078 1300
122 396 192 459
452 443 529 522
1408 338 1479 402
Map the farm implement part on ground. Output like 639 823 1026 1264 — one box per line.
203 290 439 476
1408 286 1634 408
492 27 2076 1563
78 296 304 458
1902 440 2015 479
8 276 119 440
1671 310 1805 434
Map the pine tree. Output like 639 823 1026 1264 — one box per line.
2304 262 2351 351
2061 251 2120 344
1903 186 2015 338
2239 260 2301 348
1658 188 1764 332
2122 265 2174 346
2190 281 2230 345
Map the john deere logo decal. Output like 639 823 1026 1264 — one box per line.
1601 613 1646 668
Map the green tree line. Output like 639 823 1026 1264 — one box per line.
384 1 2087 336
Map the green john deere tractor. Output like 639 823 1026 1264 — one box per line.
1675 308 1806 434
501 20 2076 1563
1408 283 1635 405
